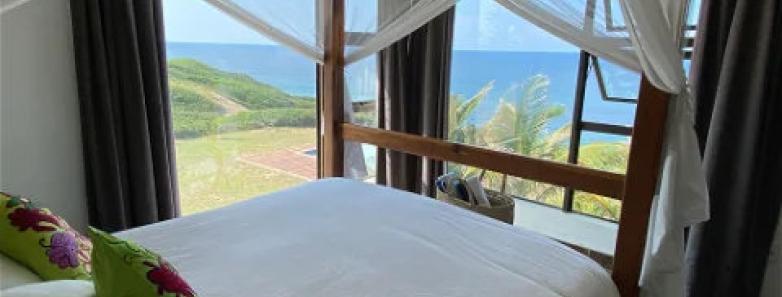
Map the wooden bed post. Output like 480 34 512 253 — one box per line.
320 0 345 177
611 78 670 297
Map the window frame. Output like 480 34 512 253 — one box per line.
560 19 698 220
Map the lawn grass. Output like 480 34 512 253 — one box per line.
174 127 316 215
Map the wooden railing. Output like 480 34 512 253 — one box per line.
342 123 626 198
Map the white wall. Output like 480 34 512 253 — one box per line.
0 0 88 231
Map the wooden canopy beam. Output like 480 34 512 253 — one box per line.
320 0 345 177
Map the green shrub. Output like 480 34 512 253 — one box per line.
223 108 316 130
169 81 224 114
172 111 221 139
173 108 316 139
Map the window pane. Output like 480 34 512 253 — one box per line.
164 0 316 215
603 0 625 30
577 131 630 174
345 54 378 128
582 59 638 126
686 0 702 27
447 0 640 226
449 0 578 164
594 58 640 100
447 0 638 219
573 131 628 221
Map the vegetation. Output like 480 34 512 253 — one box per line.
448 75 628 220
169 59 313 108
175 128 314 215
168 59 626 219
168 59 316 138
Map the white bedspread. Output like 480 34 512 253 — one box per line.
118 178 619 297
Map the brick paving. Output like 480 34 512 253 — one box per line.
240 147 317 180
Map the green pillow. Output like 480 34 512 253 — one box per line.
88 227 197 297
0 192 92 280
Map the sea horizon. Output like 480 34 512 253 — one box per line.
166 42 638 143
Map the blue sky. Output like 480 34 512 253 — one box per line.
162 0 576 52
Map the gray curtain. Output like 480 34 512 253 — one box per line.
376 8 455 197
686 0 782 296
70 0 179 232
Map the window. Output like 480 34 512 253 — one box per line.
447 0 625 217
563 53 635 220
162 0 317 215
448 0 701 222
683 0 701 71
162 0 701 218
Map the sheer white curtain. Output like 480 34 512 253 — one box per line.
204 0 458 66
621 2 709 297
344 0 456 64
203 0 324 62
494 0 639 71
343 80 368 180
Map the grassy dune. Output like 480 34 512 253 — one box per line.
175 128 315 215
168 59 319 215
168 59 315 139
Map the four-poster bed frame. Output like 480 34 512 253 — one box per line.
318 1 670 296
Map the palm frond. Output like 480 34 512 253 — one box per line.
455 81 493 127
449 82 494 144
578 142 630 173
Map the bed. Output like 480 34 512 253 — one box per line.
117 178 619 297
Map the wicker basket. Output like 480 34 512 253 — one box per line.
436 189 515 224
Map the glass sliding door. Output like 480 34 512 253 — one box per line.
162 0 317 215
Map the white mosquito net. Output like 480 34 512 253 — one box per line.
203 0 323 61
201 1 708 297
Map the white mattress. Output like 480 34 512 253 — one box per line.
119 178 619 297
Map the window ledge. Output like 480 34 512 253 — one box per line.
512 199 618 256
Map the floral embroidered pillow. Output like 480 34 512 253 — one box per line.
0 192 92 280
88 227 197 297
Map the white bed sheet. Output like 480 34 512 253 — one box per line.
118 178 619 297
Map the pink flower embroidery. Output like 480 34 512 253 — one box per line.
8 207 62 232
144 259 196 297
72 231 93 272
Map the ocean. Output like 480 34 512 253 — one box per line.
167 42 638 142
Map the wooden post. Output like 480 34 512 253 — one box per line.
320 0 345 177
611 78 670 297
